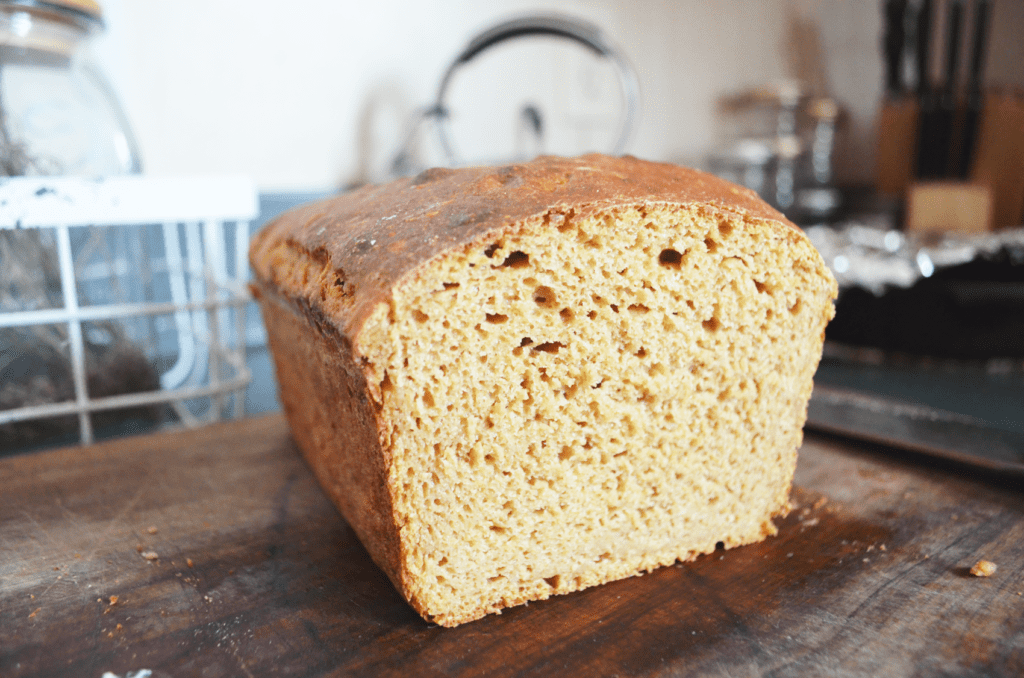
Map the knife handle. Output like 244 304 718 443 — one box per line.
967 0 992 89
956 0 992 178
884 0 909 95
941 0 964 101
914 0 933 94
918 0 964 179
912 0 935 178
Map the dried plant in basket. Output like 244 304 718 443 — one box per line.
0 228 162 451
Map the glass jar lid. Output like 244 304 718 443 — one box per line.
0 0 103 29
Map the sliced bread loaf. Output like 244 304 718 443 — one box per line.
249 154 837 627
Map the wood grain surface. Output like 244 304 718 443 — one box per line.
1 415 1022 678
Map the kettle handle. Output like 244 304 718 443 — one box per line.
433 13 639 165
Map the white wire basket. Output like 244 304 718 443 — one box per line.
0 175 258 450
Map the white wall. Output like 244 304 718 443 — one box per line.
90 0 1024 192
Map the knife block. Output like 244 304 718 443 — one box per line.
970 89 1024 230
876 96 919 197
877 89 1024 231
905 181 992 234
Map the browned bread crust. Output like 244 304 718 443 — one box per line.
250 154 791 339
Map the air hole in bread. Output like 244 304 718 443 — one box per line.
532 341 564 354
628 303 650 314
658 248 682 268
544 575 561 589
559 308 574 323
533 286 557 308
703 317 721 332
500 251 530 268
704 237 719 253
485 313 508 324
412 309 429 323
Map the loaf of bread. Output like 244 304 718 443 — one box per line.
249 154 837 627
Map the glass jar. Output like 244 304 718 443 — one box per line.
0 1 150 452
0 0 140 177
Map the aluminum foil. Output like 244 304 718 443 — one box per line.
804 221 1024 295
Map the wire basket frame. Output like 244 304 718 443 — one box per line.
0 176 258 448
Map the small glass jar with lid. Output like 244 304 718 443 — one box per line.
0 0 140 177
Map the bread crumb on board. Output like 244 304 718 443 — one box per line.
970 560 997 577
140 551 159 561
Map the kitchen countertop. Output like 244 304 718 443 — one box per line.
2 414 1022 677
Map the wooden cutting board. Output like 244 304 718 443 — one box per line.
2 415 1022 677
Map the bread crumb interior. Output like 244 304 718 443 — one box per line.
356 203 833 625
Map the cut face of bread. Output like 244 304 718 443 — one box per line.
359 204 829 625
250 155 836 627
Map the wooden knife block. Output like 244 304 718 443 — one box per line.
876 96 919 198
876 89 1024 231
905 181 992 234
970 89 1024 230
